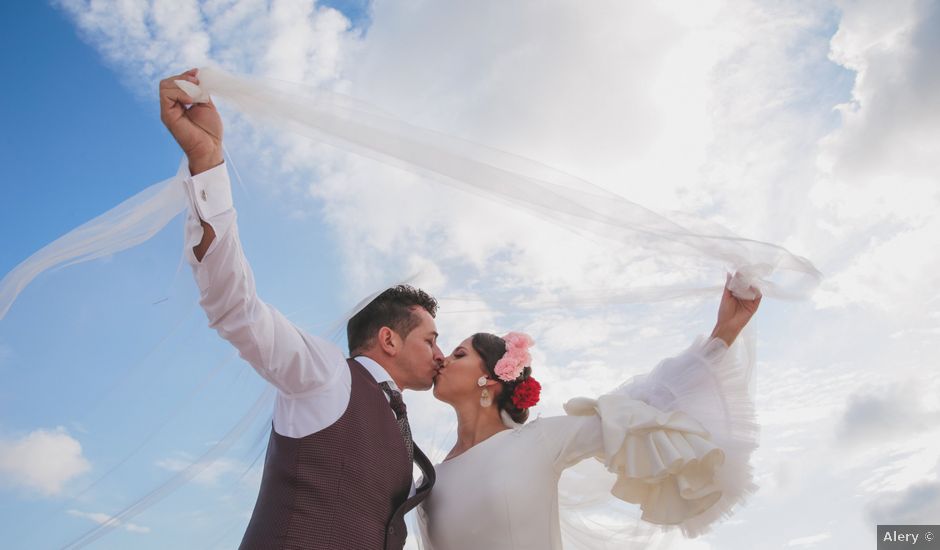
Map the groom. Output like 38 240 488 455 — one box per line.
160 69 442 549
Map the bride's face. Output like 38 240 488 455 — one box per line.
433 336 488 403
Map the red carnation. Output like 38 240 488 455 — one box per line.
511 377 541 409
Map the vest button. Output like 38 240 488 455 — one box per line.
388 526 396 535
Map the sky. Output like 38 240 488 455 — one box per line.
1 0 939 549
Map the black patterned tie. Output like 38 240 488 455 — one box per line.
379 381 414 463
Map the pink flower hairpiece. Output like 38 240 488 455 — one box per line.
494 331 535 382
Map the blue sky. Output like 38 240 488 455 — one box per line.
0 1 178 264
1 1 939 550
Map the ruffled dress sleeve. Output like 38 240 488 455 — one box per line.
554 330 760 538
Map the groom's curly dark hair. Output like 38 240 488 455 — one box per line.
347 284 439 356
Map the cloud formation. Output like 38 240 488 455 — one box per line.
0 427 91 496
155 453 245 486
866 459 940 525
786 532 833 547
67 509 151 534
811 0 940 322
55 0 355 89
835 382 940 446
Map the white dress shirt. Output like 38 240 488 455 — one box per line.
181 161 402 438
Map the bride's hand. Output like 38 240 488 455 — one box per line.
710 272 762 346
159 68 223 175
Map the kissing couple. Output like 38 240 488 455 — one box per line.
161 68 762 550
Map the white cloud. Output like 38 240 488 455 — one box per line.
0 427 91 496
835 381 940 447
866 458 940 525
52 0 839 306
155 452 244 486
260 0 352 83
857 442 940 496
787 532 833 547
67 509 150 534
54 0 356 89
338 0 734 277
809 0 940 318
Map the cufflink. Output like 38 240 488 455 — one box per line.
200 189 208 201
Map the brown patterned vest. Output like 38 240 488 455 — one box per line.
239 358 435 549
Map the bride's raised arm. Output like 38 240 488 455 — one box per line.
536 278 763 538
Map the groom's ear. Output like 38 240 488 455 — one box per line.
376 326 401 357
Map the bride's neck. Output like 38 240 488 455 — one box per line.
449 403 507 458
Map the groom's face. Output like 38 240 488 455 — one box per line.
397 306 444 391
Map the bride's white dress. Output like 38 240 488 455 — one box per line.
416 333 759 550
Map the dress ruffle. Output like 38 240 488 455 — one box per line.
563 331 760 538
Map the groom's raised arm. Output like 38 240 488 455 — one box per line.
161 69 347 397
180 164 348 396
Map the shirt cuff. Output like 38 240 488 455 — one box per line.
181 159 233 221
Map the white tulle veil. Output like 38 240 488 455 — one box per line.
0 66 821 548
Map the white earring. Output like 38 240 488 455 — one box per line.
478 376 492 407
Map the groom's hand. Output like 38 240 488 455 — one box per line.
710 272 763 346
159 68 224 175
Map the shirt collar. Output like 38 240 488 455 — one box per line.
353 355 400 392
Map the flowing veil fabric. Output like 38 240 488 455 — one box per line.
0 66 821 547
1 66 820 322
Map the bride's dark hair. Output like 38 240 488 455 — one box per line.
471 333 533 424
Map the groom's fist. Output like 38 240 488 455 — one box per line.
159 68 223 175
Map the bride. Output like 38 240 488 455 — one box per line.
417 278 761 550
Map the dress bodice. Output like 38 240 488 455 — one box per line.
418 423 571 550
